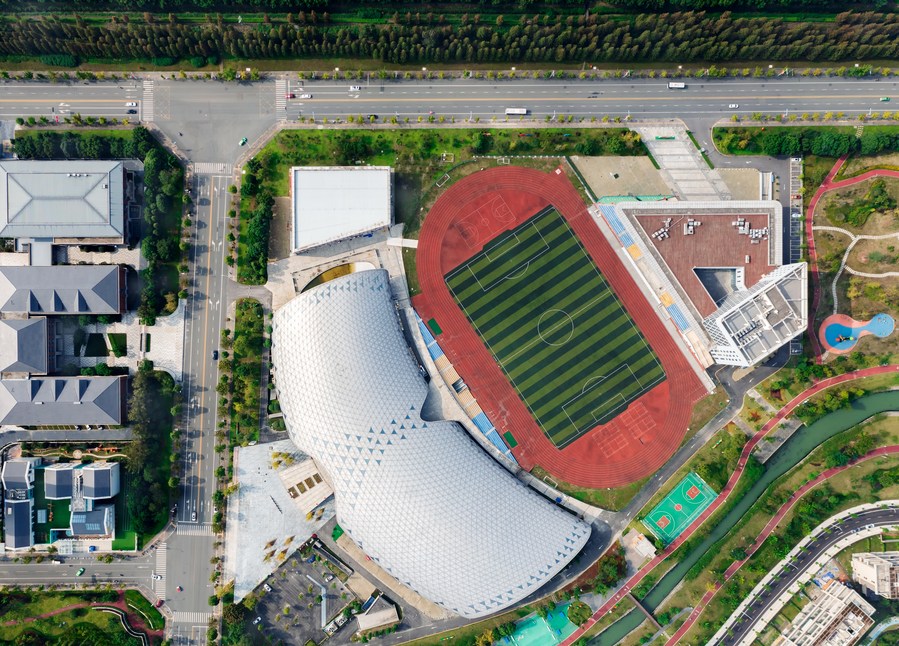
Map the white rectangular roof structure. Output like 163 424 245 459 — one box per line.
291 166 392 253
0 160 125 243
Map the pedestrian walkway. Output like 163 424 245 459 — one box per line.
176 523 214 536
154 543 167 599
193 162 233 175
172 611 212 624
275 79 287 119
633 126 731 201
141 81 154 123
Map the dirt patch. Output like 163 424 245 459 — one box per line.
841 151 899 177
846 237 899 275
570 155 670 199
269 196 292 261
718 168 762 201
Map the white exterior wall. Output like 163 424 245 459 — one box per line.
271 269 591 619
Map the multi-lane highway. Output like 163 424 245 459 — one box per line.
0 81 143 121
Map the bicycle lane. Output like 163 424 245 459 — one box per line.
805 156 899 361
663 444 899 645
558 364 899 646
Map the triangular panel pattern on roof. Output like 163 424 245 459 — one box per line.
272 269 591 619
0 265 121 314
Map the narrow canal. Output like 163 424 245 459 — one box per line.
588 390 899 645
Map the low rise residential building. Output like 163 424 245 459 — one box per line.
1 457 40 550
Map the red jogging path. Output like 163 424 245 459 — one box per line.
413 166 707 488
805 157 899 361
559 364 899 646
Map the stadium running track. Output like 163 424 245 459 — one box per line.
558 364 899 646
805 156 899 361
413 166 707 488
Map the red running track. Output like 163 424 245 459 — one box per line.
663 443 899 645
413 166 707 488
805 157 899 362
558 364 899 646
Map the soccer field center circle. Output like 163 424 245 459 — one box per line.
537 309 575 346
412 165 708 488
644 471 718 545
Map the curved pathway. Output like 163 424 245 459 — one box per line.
811 225 899 312
806 159 899 361
664 444 899 645
559 364 899 646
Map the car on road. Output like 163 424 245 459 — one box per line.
176 586 183 592
88 546 97 552
299 93 312 99
349 85 361 91
126 109 138 114
212 350 219 360
76 568 85 576
881 97 891 102
191 511 197 522
239 137 248 146
728 103 739 109
153 574 163 580
155 599 164 608
263 583 272 592
285 92 295 99
253 617 262 625
125 102 137 107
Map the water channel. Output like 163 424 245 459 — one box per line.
588 389 899 645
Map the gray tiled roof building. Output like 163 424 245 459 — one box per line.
0 160 125 243
81 461 120 499
0 376 124 426
2 459 36 550
0 265 124 315
0 318 47 374
70 506 114 537
44 462 76 500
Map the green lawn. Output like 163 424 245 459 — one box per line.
0 591 140 644
124 590 164 631
445 207 664 448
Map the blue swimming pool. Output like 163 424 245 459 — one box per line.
823 313 895 351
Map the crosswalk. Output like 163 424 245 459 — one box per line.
154 542 167 599
176 522 214 536
275 79 287 119
192 162 232 176
142 80 154 123
173 611 213 624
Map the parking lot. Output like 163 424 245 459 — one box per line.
250 550 357 645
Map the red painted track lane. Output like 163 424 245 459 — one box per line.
413 166 706 489
805 157 899 362
558 365 899 646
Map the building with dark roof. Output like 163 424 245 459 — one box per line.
44 462 76 500
2 458 38 550
0 160 125 244
0 376 125 427
70 506 114 538
81 461 120 499
0 265 124 315
0 318 48 375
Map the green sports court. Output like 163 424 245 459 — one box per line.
444 206 666 449
643 472 718 545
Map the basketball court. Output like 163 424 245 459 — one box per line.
643 472 717 545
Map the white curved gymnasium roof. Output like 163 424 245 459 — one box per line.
272 269 591 619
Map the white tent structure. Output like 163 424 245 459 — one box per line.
272 269 591 619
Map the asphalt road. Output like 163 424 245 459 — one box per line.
0 81 142 121
720 507 899 646
0 553 155 585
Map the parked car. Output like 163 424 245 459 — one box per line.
88 546 97 552
263 583 272 592
253 617 262 625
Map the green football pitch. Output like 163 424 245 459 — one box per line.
445 207 666 448
643 472 718 545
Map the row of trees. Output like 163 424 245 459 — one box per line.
1 11 898 64
237 191 273 285
126 364 180 536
